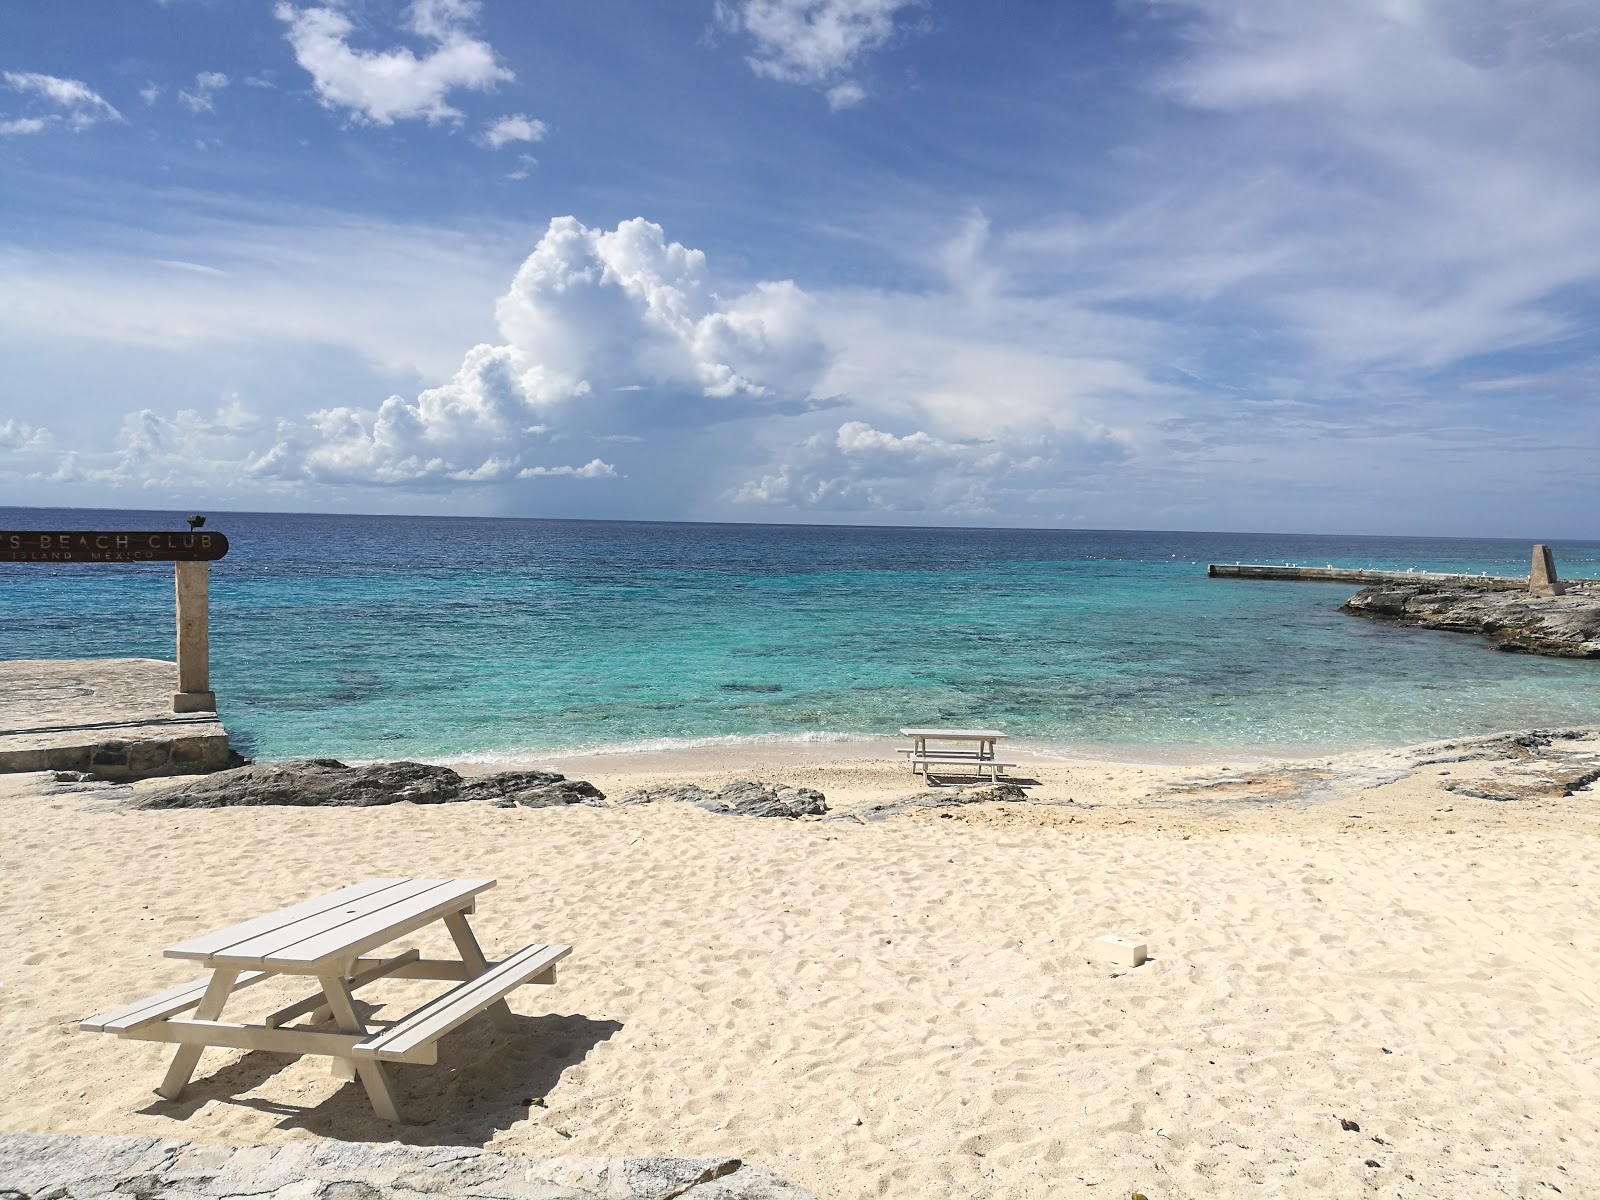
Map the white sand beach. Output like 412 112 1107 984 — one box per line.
2 738 1596 1199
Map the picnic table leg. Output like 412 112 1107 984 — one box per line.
156 967 238 1100
443 911 519 1032
317 972 402 1124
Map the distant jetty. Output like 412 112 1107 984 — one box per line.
1209 547 1600 658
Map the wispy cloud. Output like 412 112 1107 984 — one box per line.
2 72 122 134
178 71 230 113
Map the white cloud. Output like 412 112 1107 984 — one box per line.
491 216 827 408
479 113 547 149
178 71 230 113
715 0 922 103
276 0 512 124
0 419 49 453
518 459 617 479
2 72 122 133
835 419 971 459
824 81 866 110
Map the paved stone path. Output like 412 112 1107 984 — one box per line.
0 1132 818 1200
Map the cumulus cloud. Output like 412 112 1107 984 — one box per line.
0 419 49 453
479 113 547 149
2 72 122 134
715 0 922 104
37 401 262 492
178 71 230 113
276 0 511 124
228 215 828 489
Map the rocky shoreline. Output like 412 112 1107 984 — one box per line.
1342 582 1600 657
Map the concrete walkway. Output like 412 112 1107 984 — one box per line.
0 658 231 778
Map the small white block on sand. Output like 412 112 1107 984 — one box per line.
1090 935 1147 967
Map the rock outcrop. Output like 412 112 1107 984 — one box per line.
830 781 1028 823
135 761 605 810
616 779 827 818
1436 730 1600 802
0 1131 818 1200
1342 584 1600 657
459 770 608 809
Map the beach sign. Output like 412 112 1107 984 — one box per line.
0 530 229 563
1 524 227 713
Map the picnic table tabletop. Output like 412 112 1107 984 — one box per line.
898 728 1009 740
165 876 495 972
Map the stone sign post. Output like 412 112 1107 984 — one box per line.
1 527 230 712
172 560 214 712
1529 544 1566 598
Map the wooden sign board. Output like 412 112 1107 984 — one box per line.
0 531 230 563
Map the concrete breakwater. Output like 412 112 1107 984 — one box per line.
1205 563 1600 590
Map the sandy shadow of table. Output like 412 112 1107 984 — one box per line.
139 1010 623 1146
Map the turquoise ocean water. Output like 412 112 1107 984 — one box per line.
3 508 1598 763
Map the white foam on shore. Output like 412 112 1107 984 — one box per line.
406 729 1379 772
426 729 886 767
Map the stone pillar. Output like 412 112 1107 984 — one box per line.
1529 544 1566 598
172 561 216 712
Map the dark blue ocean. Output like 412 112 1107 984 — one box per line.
3 507 1598 762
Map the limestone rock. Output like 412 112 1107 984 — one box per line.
459 771 607 809
615 783 717 807
701 780 828 818
834 781 1028 823
0 1132 818 1199
615 780 826 818
135 759 463 809
1342 584 1600 657
134 762 610 812
1441 739 1600 802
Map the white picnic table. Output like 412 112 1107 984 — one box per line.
80 877 570 1123
898 727 1015 781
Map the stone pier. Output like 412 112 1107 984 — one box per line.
0 658 231 778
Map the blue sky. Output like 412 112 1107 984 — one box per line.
1 0 1597 536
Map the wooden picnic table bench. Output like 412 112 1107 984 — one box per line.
897 728 1015 782
80 877 570 1124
